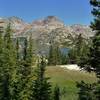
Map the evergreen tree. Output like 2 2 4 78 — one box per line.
32 58 51 100
18 36 34 100
16 38 20 60
67 47 77 64
53 85 60 100
0 24 19 100
67 34 90 64
25 35 33 69
19 36 33 77
48 43 62 65
14 38 25 100
0 28 5 100
61 53 67 65
48 43 55 65
89 0 100 78
77 81 96 100
23 38 28 61
55 45 62 65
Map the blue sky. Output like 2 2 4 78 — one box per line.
0 0 93 25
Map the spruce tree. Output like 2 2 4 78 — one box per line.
53 85 60 100
0 24 19 100
19 36 33 77
25 35 33 70
68 34 90 64
55 45 62 65
89 0 100 78
32 58 51 100
23 38 28 61
0 28 5 100
48 43 55 65
89 0 100 99
16 38 20 60
77 81 96 100
19 35 34 100
48 42 62 65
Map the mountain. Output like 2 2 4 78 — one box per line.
0 16 31 35
0 16 95 51
32 16 64 29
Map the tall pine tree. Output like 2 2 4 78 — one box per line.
32 58 52 100
0 24 19 100
89 0 100 78
0 27 5 100
53 85 60 100
48 42 62 65
77 81 96 100
19 35 34 100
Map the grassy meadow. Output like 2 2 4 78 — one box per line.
46 66 97 100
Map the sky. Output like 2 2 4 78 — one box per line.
0 0 93 25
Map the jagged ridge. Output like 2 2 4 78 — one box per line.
0 16 95 46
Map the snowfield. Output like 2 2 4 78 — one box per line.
60 64 81 70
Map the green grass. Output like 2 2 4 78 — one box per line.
46 66 97 100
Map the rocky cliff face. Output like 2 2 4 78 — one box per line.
0 16 31 35
0 16 95 47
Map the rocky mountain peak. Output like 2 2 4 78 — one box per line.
32 16 64 29
8 16 24 23
0 16 95 40
44 16 63 23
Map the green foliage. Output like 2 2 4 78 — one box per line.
61 53 67 65
48 44 57 65
89 0 100 98
53 85 61 100
26 35 34 67
89 34 100 76
32 58 52 100
16 38 20 60
23 38 28 61
77 81 96 100
21 36 33 77
73 0 100 73
48 43 66 65
67 47 77 64
89 0 100 77
0 24 34 100
0 28 5 100
94 81 100 99
67 34 90 65
18 35 34 100
0 24 20 100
